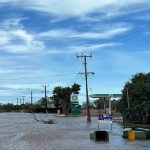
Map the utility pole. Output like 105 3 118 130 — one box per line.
127 88 129 109
22 96 25 105
108 96 111 114
20 99 22 105
30 90 33 112
31 91 33 105
77 53 94 123
103 98 106 113
42 84 49 112
17 98 18 105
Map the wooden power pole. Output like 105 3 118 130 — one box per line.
77 53 94 123
31 91 33 105
42 84 49 112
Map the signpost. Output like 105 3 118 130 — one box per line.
90 113 112 141
98 113 113 131
71 94 80 115
71 94 78 101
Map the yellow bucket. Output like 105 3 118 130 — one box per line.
128 129 135 141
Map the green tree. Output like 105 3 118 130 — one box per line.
121 72 150 124
38 97 48 107
121 73 150 110
82 102 94 109
2 103 14 112
52 83 81 115
93 98 109 109
71 83 81 94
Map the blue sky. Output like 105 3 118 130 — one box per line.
0 0 150 104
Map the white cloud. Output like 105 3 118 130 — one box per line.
88 43 121 50
0 0 149 20
144 31 150 35
0 83 41 89
0 84 43 98
24 0 150 18
45 42 121 54
39 25 131 40
0 18 45 54
0 1 149 103
0 90 15 97
0 18 25 30
70 42 121 53
0 30 10 45
132 14 150 21
0 69 14 74
0 18 128 55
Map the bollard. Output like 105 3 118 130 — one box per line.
128 129 135 141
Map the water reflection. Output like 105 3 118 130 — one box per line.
0 113 149 150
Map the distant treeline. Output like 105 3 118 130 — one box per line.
0 103 60 113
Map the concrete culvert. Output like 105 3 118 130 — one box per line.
90 131 109 141
95 131 109 141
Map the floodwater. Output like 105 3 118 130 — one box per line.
0 113 149 150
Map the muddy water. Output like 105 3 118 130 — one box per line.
0 113 149 150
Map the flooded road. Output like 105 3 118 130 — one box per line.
0 113 149 150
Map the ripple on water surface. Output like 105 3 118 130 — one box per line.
0 113 149 150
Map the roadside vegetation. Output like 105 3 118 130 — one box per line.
118 73 150 125
0 83 81 114
1 73 150 125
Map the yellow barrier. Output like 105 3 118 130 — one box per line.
128 129 135 141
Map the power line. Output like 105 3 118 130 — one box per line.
49 58 78 84
0 73 78 81
70 74 82 85
65 63 84 86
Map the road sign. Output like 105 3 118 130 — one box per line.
98 114 112 124
71 94 80 115
98 114 112 120
71 94 78 102
98 113 113 131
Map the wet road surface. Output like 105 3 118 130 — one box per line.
0 113 149 150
